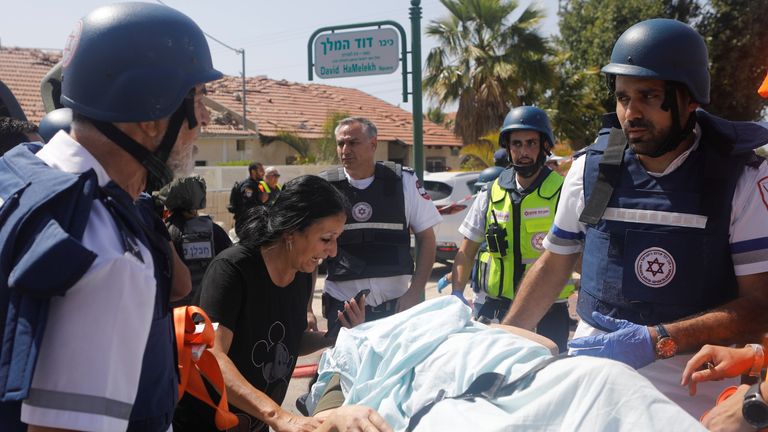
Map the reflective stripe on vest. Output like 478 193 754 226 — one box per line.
602 207 707 229
476 171 574 300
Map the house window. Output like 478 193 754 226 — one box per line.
195 160 207 167
236 139 246 151
426 157 446 172
450 147 460 156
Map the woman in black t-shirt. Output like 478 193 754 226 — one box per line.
173 175 383 432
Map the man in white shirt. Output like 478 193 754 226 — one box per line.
321 117 442 326
0 3 221 431
501 18 768 416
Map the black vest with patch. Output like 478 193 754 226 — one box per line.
321 162 414 281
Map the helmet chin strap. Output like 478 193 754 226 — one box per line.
86 91 198 192
641 83 696 158
510 134 551 179
512 155 544 178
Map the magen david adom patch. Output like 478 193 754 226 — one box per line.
352 202 373 222
635 247 676 288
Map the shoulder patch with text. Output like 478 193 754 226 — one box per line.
758 176 768 211
415 179 431 200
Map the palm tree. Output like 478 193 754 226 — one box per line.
424 0 553 145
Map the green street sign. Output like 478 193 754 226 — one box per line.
306 3 424 184
313 28 399 79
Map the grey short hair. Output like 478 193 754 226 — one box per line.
335 117 378 140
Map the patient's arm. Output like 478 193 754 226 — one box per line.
490 324 559 355
312 374 392 431
314 406 392 431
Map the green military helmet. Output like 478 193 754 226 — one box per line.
156 175 207 211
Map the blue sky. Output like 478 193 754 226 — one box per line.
0 0 559 111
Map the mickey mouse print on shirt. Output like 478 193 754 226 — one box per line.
251 321 295 391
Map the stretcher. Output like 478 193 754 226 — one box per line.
307 297 706 431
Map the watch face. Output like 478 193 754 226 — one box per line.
744 400 768 427
656 337 678 359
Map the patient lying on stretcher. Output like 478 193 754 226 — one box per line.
306 296 705 432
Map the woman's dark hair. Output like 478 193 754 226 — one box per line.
239 175 349 247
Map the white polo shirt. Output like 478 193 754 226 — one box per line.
20 131 156 431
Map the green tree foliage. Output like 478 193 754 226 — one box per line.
542 53 606 150
318 111 350 163
554 0 671 148
554 0 767 142
424 0 554 145
459 132 498 170
275 130 316 164
426 106 456 130
698 0 768 120
426 106 447 125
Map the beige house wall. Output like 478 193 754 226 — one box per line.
194 136 260 165
195 165 333 232
196 135 462 172
425 145 463 171
256 139 303 165
192 140 462 232
386 141 462 171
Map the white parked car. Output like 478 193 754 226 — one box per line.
422 171 480 264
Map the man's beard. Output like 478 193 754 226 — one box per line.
512 157 539 178
166 142 196 178
623 119 670 156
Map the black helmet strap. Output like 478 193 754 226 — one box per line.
86 91 197 192
646 83 696 158
508 133 550 179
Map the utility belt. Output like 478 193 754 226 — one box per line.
476 296 512 323
477 296 567 324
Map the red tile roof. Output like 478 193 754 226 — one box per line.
0 47 461 147
206 76 462 146
0 47 59 123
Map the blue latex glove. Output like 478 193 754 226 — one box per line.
568 311 656 370
437 275 451 293
451 290 469 306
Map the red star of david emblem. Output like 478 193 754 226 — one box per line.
645 258 665 277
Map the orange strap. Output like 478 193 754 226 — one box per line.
759 72 768 98
700 385 739 422
174 306 239 430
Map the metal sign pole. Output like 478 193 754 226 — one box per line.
410 0 423 181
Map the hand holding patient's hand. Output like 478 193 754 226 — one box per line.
322 405 392 432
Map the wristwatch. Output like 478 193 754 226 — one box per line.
654 324 678 359
743 382 768 429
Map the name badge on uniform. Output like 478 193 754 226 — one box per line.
183 241 213 260
493 211 510 223
523 207 551 218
